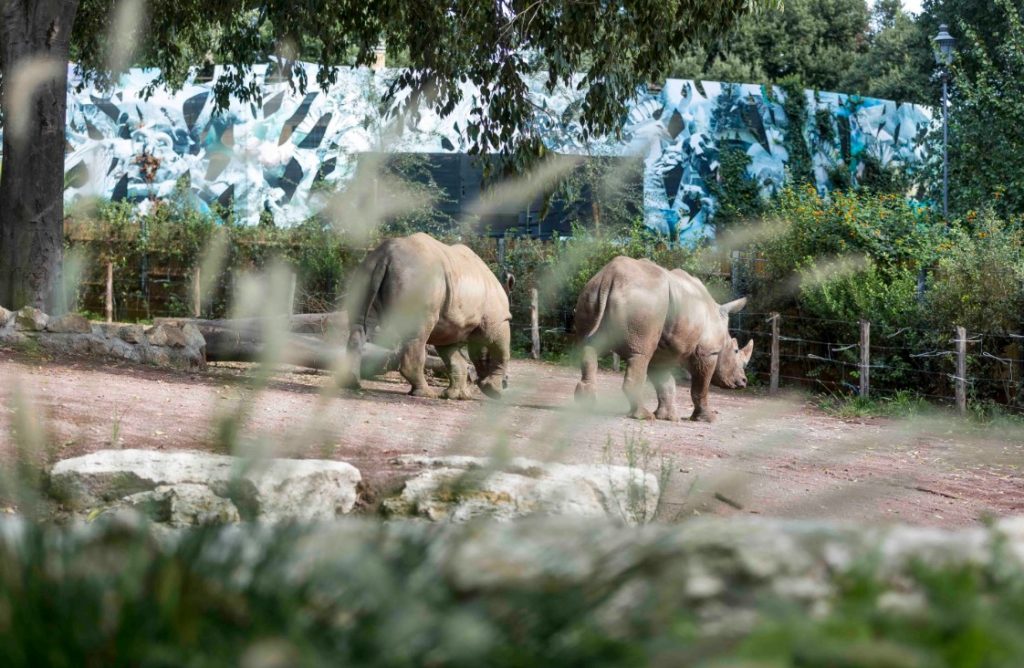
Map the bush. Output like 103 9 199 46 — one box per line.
742 187 1024 404
925 211 1024 335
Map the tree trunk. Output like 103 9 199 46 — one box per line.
0 0 80 311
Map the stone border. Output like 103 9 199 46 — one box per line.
0 306 205 370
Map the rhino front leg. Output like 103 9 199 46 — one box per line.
650 367 679 421
688 354 716 422
623 354 654 420
437 344 473 400
574 345 598 405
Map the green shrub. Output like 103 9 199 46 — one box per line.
924 211 1024 335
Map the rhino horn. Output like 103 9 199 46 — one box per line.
719 297 748 315
741 339 754 362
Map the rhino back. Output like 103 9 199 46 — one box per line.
576 256 727 357
441 243 511 326
575 256 672 343
665 269 730 353
345 234 447 328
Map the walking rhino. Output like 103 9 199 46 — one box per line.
343 233 512 399
573 256 753 422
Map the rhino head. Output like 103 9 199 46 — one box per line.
711 298 754 389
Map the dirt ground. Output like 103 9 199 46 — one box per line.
2 346 1022 526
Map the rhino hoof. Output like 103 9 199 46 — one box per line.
410 387 438 399
339 375 362 391
442 388 473 400
655 410 679 422
689 411 715 423
574 383 596 405
478 381 502 399
628 408 655 421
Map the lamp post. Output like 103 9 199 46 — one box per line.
934 24 956 219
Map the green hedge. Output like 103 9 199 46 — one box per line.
2 517 1023 667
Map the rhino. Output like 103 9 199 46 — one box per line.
573 256 753 422
342 233 512 399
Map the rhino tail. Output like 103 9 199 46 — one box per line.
581 277 613 341
352 254 390 334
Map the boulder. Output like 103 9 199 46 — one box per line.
15 306 48 331
46 313 93 334
383 455 660 525
49 449 362 523
145 324 188 348
0 306 12 328
181 323 206 351
123 484 241 527
118 324 146 343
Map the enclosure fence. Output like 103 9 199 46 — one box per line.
65 234 1024 416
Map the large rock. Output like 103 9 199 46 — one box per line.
145 324 189 348
46 313 93 334
15 306 48 331
49 449 362 523
383 455 660 525
118 324 146 343
123 483 241 527
0 306 12 328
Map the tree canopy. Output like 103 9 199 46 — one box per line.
0 0 779 310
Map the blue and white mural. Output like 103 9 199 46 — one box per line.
0 63 933 238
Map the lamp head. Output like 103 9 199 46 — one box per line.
934 24 956 66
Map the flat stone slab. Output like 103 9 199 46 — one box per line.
384 455 660 525
49 449 362 524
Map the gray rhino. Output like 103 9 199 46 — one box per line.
343 233 512 399
573 256 753 422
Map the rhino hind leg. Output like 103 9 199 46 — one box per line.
574 345 598 405
650 367 679 421
437 344 473 400
339 328 365 390
623 355 654 421
399 335 437 399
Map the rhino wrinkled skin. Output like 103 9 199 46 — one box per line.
343 233 512 399
573 256 753 422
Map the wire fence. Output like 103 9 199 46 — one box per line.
731 310 1024 414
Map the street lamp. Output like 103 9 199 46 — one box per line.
934 24 956 219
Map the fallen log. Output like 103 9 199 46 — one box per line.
155 314 451 378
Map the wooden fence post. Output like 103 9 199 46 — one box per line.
859 320 871 399
530 287 540 360
956 325 967 416
497 236 506 269
288 271 297 316
192 266 202 318
612 352 621 372
105 261 114 323
770 312 780 394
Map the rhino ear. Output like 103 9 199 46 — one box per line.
504 272 516 294
741 339 754 362
720 297 748 315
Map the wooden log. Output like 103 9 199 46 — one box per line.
155 313 451 378
156 312 349 338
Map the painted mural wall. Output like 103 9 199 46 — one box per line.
0 63 933 239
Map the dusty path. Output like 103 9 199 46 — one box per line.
2 347 1022 526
